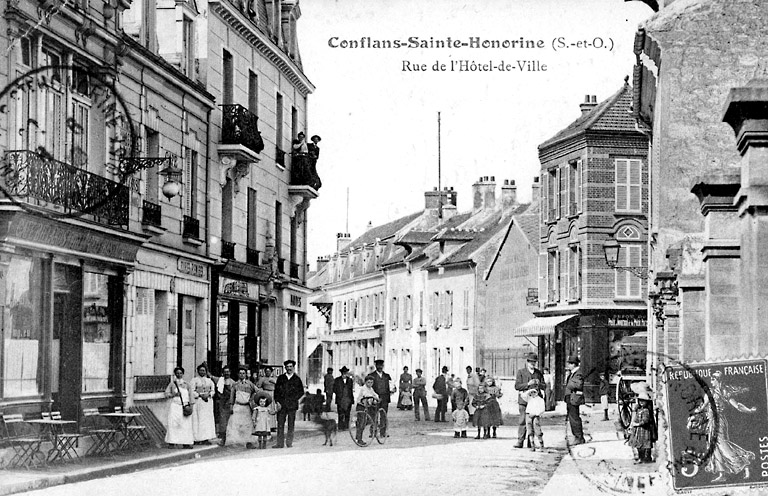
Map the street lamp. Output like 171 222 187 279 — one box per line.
602 239 648 280
159 154 182 200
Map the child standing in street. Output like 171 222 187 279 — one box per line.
525 379 545 451
452 400 469 438
628 382 656 464
248 395 273 449
472 384 491 439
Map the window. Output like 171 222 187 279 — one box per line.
181 16 195 78
289 216 298 272
248 71 258 115
69 94 90 169
462 289 469 328
445 291 453 327
222 178 233 243
547 249 558 303
291 106 298 142
19 37 31 67
616 245 642 298
391 297 398 329
559 166 567 218
568 244 581 301
275 201 282 259
405 295 412 328
222 50 233 105
276 93 283 151
419 291 424 326
616 159 642 213
430 292 438 328
569 159 581 215
183 148 198 216
342 301 347 326
247 188 258 250
82 272 115 392
547 168 557 221
145 129 160 202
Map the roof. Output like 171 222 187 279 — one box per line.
345 211 422 251
538 82 636 151
484 201 540 280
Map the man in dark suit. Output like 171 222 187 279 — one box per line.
564 355 586 445
323 367 335 411
368 359 393 436
333 366 354 429
273 359 304 448
514 352 544 448
433 366 449 422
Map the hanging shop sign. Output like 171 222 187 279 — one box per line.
607 314 647 327
219 276 259 302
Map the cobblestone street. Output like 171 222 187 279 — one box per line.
24 409 566 496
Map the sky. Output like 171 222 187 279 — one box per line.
299 0 653 266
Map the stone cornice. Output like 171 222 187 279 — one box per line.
209 0 315 96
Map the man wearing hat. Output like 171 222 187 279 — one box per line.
412 368 430 421
333 366 354 430
273 359 304 448
433 366 450 422
368 359 393 436
564 355 586 445
514 352 544 448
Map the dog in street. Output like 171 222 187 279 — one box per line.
314 410 338 446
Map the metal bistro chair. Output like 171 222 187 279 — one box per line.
82 408 119 456
113 406 149 450
2 413 45 469
47 411 82 463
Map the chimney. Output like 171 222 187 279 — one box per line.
425 186 458 215
472 176 496 213
366 221 373 231
532 176 540 204
316 256 330 271
336 232 351 253
501 179 518 215
579 94 598 115
442 203 457 222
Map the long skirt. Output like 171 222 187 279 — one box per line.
192 398 217 441
486 398 503 427
474 407 491 428
165 399 194 445
225 404 255 446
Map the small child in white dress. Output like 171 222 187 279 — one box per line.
452 400 470 438
248 395 273 449
525 380 546 451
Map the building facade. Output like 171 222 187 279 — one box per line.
527 84 650 401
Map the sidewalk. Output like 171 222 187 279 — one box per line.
539 404 665 495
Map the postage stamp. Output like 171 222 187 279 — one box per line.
0 64 138 223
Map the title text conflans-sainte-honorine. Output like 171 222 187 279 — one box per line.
328 36 546 49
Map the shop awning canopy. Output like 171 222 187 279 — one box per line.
323 327 382 343
514 314 578 337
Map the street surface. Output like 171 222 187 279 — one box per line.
25 409 565 496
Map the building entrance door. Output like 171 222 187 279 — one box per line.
53 264 82 421
181 296 197 373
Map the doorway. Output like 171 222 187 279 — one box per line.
53 264 82 421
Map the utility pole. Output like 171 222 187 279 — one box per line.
346 187 349 234
438 111 442 219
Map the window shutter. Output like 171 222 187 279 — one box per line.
447 291 453 327
616 159 629 211
629 159 641 212
577 159 583 213
184 149 192 216
569 163 576 215
629 245 642 297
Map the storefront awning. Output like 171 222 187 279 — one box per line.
323 327 382 343
514 314 578 337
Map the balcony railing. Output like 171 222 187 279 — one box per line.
290 262 300 279
220 104 264 155
246 248 260 265
1 150 129 226
135 375 172 394
221 240 236 259
182 215 200 239
276 147 285 167
290 153 322 190
142 200 161 227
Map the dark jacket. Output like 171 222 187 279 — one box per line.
323 373 335 395
451 387 469 407
564 367 585 405
333 375 354 409
433 374 447 396
515 366 544 405
369 371 392 404
274 373 304 411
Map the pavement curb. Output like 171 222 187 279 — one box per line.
0 445 220 496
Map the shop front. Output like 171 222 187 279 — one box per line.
0 213 145 419
516 309 647 403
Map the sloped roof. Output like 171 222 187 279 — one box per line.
345 211 422 251
538 82 636 151
515 201 540 247
306 261 331 289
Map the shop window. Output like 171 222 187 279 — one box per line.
82 272 115 392
2 255 44 398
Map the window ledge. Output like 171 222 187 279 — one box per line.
613 297 645 303
567 299 580 304
567 213 580 220
183 236 204 246
613 212 646 218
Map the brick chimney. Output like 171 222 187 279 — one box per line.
336 232 351 253
579 95 598 115
531 176 540 204
501 179 518 215
317 255 330 271
425 186 458 219
472 176 496 213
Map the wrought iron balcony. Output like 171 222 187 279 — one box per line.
246 248 260 265
220 104 264 155
290 262 300 279
142 200 161 227
182 215 200 239
1 150 129 226
276 147 285 167
290 153 322 190
221 240 236 260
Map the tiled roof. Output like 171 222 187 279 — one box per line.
345 211 422 251
306 261 331 289
538 83 635 151
514 201 540 247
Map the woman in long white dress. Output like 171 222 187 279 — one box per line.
164 367 194 448
225 366 258 446
190 363 217 444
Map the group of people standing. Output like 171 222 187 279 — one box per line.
164 360 306 450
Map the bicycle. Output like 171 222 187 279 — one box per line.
348 398 387 446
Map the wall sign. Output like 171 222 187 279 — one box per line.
219 276 258 301
177 258 206 278
607 314 647 327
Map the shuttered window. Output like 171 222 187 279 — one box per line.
559 166 567 218
615 245 642 298
616 159 642 213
